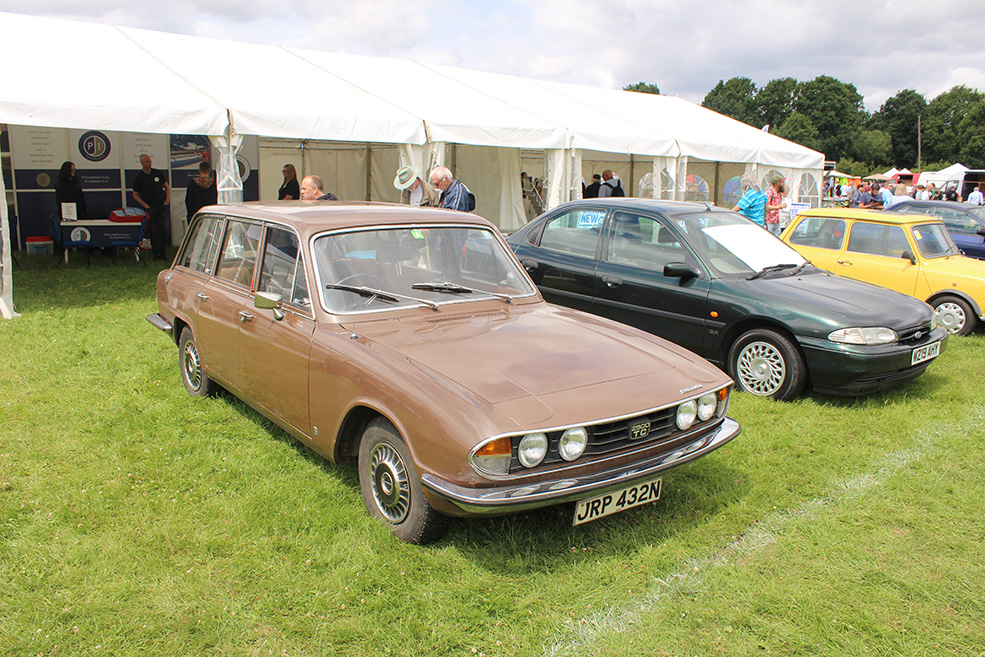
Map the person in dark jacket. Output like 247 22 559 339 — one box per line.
583 173 602 198
185 161 217 220
54 161 87 219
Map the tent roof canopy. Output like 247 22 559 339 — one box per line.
0 11 823 169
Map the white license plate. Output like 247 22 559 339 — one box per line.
911 340 941 366
573 477 662 526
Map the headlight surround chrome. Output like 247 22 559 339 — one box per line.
676 400 697 430
558 427 588 461
517 433 548 468
697 393 718 421
828 327 898 345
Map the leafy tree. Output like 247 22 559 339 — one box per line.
834 158 871 178
792 76 865 161
958 100 985 169
848 129 893 169
702 77 761 126
756 77 799 130
774 112 820 151
923 85 985 165
624 81 661 95
873 89 927 168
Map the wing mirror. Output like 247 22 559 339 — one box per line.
663 262 699 281
976 226 985 238
900 250 916 265
255 291 285 320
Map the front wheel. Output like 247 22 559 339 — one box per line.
933 295 976 336
728 329 806 401
358 419 448 544
179 328 218 397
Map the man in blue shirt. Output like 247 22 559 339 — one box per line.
430 166 474 212
732 177 766 226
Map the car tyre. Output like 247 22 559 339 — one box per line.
358 418 448 544
179 327 218 398
728 329 806 401
933 295 975 336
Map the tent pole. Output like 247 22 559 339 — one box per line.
0 161 18 319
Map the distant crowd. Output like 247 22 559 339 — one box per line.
825 178 984 208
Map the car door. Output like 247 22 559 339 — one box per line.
197 217 262 392
512 207 603 313
833 221 920 297
238 224 315 434
592 210 711 355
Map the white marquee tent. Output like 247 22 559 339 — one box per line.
0 11 824 318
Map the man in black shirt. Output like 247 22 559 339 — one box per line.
132 154 171 260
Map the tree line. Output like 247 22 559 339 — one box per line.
624 77 985 177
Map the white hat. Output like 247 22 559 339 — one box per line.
393 165 420 190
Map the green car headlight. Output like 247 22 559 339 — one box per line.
828 327 898 345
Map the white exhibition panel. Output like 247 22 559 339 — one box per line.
0 13 226 136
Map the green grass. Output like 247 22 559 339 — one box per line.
2 252 983 656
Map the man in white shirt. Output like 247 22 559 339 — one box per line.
968 184 984 205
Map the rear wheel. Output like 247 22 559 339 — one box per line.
728 329 806 401
358 419 448 544
179 328 218 397
933 295 975 336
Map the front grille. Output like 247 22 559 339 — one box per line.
897 320 935 346
508 407 721 473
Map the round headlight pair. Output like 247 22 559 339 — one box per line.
676 393 719 430
517 426 588 467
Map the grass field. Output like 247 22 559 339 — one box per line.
1 252 983 656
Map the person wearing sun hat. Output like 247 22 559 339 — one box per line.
394 165 440 207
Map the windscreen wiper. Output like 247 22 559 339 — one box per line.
789 261 811 276
747 264 798 281
325 284 439 310
411 281 512 303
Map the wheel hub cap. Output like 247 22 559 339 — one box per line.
369 443 410 523
736 341 786 396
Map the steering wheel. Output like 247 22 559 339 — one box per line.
336 273 382 289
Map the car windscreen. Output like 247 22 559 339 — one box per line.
675 212 806 276
911 222 958 259
969 206 985 222
313 225 537 313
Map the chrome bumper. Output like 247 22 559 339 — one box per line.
145 313 173 338
422 417 740 516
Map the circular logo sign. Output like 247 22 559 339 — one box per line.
79 131 111 162
70 227 92 242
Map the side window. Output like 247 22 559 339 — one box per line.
538 209 603 258
788 217 845 250
606 211 683 272
258 226 310 307
179 214 222 273
930 207 977 234
215 220 261 288
847 223 908 257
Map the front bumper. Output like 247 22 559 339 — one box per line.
800 327 948 396
421 417 740 516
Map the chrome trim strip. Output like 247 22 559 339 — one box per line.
145 313 173 338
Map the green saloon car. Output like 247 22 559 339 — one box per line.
507 199 947 401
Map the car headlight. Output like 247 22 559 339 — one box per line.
517 433 548 468
471 437 512 476
676 400 697 430
558 427 588 461
828 327 898 345
697 393 718 421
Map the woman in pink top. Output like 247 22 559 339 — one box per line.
765 176 786 236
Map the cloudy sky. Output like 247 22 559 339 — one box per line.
3 0 983 112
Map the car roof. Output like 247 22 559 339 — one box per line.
194 201 496 238
798 207 945 225
889 199 981 211
552 198 729 215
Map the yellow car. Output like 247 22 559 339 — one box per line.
783 208 985 335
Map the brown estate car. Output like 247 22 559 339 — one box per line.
147 202 740 543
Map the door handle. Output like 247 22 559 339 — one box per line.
239 311 254 323
836 260 852 266
521 260 539 271
196 292 211 301
602 274 623 288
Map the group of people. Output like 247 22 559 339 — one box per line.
732 176 788 235
278 162 475 212
583 170 625 198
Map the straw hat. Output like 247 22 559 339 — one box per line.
393 165 420 190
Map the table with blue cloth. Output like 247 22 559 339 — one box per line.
59 220 143 248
